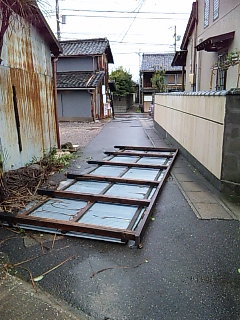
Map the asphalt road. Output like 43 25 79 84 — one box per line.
0 115 239 320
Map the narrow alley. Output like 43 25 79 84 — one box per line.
0 114 239 320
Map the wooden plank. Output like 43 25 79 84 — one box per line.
72 175 120 222
127 179 158 231
19 198 49 216
38 189 151 206
134 149 178 243
67 173 160 186
88 160 168 169
0 213 136 241
114 145 177 152
72 202 93 222
127 207 145 231
104 151 174 158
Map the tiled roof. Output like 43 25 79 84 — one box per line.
140 53 182 72
57 71 105 88
59 38 114 63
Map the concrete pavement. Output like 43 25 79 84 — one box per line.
0 253 91 320
0 114 239 320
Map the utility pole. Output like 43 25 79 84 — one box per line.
56 0 61 41
138 50 142 107
174 25 176 52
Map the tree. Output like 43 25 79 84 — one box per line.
110 67 134 96
151 69 166 92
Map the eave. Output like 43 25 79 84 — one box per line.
196 31 235 52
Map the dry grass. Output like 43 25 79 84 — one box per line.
0 150 74 214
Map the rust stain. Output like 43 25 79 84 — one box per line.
3 67 56 166
22 32 34 72
7 20 33 72
1 12 58 170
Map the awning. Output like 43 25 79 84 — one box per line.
196 31 235 52
171 50 187 67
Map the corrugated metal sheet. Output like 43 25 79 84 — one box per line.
0 16 58 171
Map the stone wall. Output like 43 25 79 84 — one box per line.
113 94 133 113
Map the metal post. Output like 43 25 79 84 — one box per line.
174 25 176 52
56 0 61 41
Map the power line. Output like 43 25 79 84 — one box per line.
58 9 189 15
111 40 171 46
113 52 143 55
49 13 187 20
59 34 171 46
120 0 145 42
112 51 174 55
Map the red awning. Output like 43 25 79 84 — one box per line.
196 31 235 52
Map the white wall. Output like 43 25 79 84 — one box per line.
154 93 226 179
196 0 240 90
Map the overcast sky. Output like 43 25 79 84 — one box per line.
43 0 193 81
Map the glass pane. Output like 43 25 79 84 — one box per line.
137 157 167 165
213 0 219 20
91 165 127 177
123 168 160 180
106 183 150 199
30 199 88 221
204 0 210 27
78 203 138 229
66 180 109 194
109 156 139 163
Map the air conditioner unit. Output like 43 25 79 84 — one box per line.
189 73 195 85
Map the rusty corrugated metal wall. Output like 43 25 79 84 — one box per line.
0 16 58 171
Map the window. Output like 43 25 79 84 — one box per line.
204 0 210 27
216 53 227 91
213 0 219 20
166 74 175 84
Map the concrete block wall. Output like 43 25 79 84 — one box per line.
154 90 240 198
113 94 133 113
221 92 240 197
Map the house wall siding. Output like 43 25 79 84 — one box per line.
57 57 96 72
0 16 58 171
196 0 240 90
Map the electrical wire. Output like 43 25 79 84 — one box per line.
48 13 187 20
59 33 172 46
55 9 189 15
120 0 145 42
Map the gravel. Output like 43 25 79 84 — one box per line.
59 120 109 148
